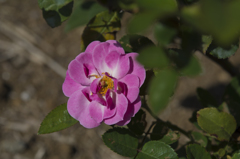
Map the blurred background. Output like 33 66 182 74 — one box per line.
1 0 240 159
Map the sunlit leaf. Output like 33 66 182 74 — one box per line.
127 109 147 136
102 127 138 157
186 144 211 159
119 34 154 53
148 69 178 114
136 141 178 159
38 103 78 134
81 11 121 51
197 107 237 141
65 0 106 32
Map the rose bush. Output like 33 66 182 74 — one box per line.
62 40 145 128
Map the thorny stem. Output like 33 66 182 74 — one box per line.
142 96 191 139
133 121 156 159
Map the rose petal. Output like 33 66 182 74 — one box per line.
89 101 104 123
107 40 125 54
126 87 139 103
104 90 116 119
104 93 128 125
68 59 91 86
116 96 141 126
62 71 84 97
67 89 90 120
90 93 106 106
126 53 146 86
79 108 101 128
76 53 99 80
90 78 101 94
92 42 111 74
112 55 130 79
85 41 101 54
119 74 140 88
105 51 121 74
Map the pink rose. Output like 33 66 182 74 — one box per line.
62 40 146 128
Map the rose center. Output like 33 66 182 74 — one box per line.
98 74 113 95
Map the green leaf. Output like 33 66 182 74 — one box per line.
148 69 178 114
65 0 106 32
197 107 237 141
38 103 78 134
168 49 202 76
224 75 240 126
128 12 157 34
80 11 121 51
118 0 138 12
191 132 208 147
119 34 154 53
102 127 138 157
127 109 147 136
210 44 238 59
202 35 212 54
38 0 73 28
138 46 169 69
159 130 180 145
232 150 240 159
181 0 240 45
150 122 169 141
217 148 225 158
136 141 178 159
154 23 177 46
136 0 178 16
186 144 211 159
197 87 218 108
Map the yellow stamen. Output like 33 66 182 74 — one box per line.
99 74 114 95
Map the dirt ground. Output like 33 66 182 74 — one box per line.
0 0 240 159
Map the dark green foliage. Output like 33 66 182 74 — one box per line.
65 0 106 32
168 49 202 76
119 34 154 53
127 109 147 136
186 144 211 159
137 141 178 159
148 69 178 114
80 11 121 51
191 132 208 147
197 87 218 108
138 46 169 69
102 127 138 157
38 0 73 27
224 76 240 126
